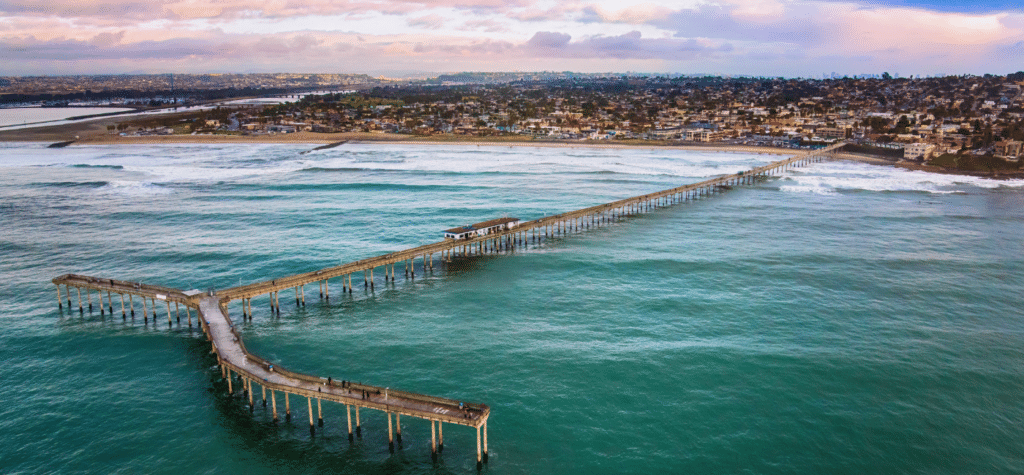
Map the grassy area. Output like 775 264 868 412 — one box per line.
841 143 903 158
928 153 958 168
927 153 1020 172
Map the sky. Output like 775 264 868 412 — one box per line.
0 0 1022 77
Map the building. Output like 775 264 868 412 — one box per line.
443 217 520 240
816 127 847 139
683 129 722 142
904 142 936 161
443 226 477 240
996 140 1022 159
267 124 297 133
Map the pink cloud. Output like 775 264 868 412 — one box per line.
0 0 538 20
525 30 733 60
407 14 445 29
460 18 510 33
1 0 1022 75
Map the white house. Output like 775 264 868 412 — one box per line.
443 217 520 240
904 143 936 161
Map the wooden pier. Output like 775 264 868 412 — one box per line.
51 143 842 468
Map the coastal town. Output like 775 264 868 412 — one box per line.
3 72 1024 173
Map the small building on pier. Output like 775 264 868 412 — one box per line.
444 226 477 240
443 217 520 240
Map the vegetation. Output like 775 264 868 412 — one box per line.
928 153 1020 172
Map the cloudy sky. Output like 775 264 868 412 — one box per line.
1 0 1022 77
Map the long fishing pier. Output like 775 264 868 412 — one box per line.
52 142 843 469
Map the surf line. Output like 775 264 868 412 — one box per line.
51 142 843 469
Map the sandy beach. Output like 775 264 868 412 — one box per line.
6 117 1020 178
0 119 799 156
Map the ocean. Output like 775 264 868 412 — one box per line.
1 142 1022 474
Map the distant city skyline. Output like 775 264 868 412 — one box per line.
1 0 1022 77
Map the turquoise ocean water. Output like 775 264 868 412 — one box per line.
1 142 1023 474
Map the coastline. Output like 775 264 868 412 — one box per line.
3 121 1020 179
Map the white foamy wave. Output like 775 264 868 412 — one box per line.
317 143 773 177
780 161 1024 194
96 180 173 196
121 162 307 182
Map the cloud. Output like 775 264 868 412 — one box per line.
460 18 509 32
579 3 675 25
2 35 220 60
1 0 1023 75
525 30 732 59
526 31 571 49
407 14 445 29
0 0 537 20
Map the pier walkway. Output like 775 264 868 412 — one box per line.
52 142 843 468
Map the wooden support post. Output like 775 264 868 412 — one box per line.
483 420 489 462
186 306 192 327
65 285 72 309
175 302 180 323
387 412 394 451
317 397 323 427
431 420 437 456
129 293 134 316
355 406 361 436
248 379 254 409
271 391 278 421
166 301 172 326
301 286 305 306
295 287 300 306
77 287 83 312
226 368 233 394
262 385 267 407
347 404 353 441
476 425 482 469
396 414 401 442
285 392 291 421
56 285 62 310
87 288 92 311
142 296 148 322
120 293 126 318
308 397 314 432
325 279 329 300
438 421 444 451
319 280 323 298
370 267 374 290
364 270 368 288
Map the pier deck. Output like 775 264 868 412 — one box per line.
197 297 489 428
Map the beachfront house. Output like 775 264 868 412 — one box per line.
443 217 521 240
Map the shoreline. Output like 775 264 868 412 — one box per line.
3 125 1021 179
